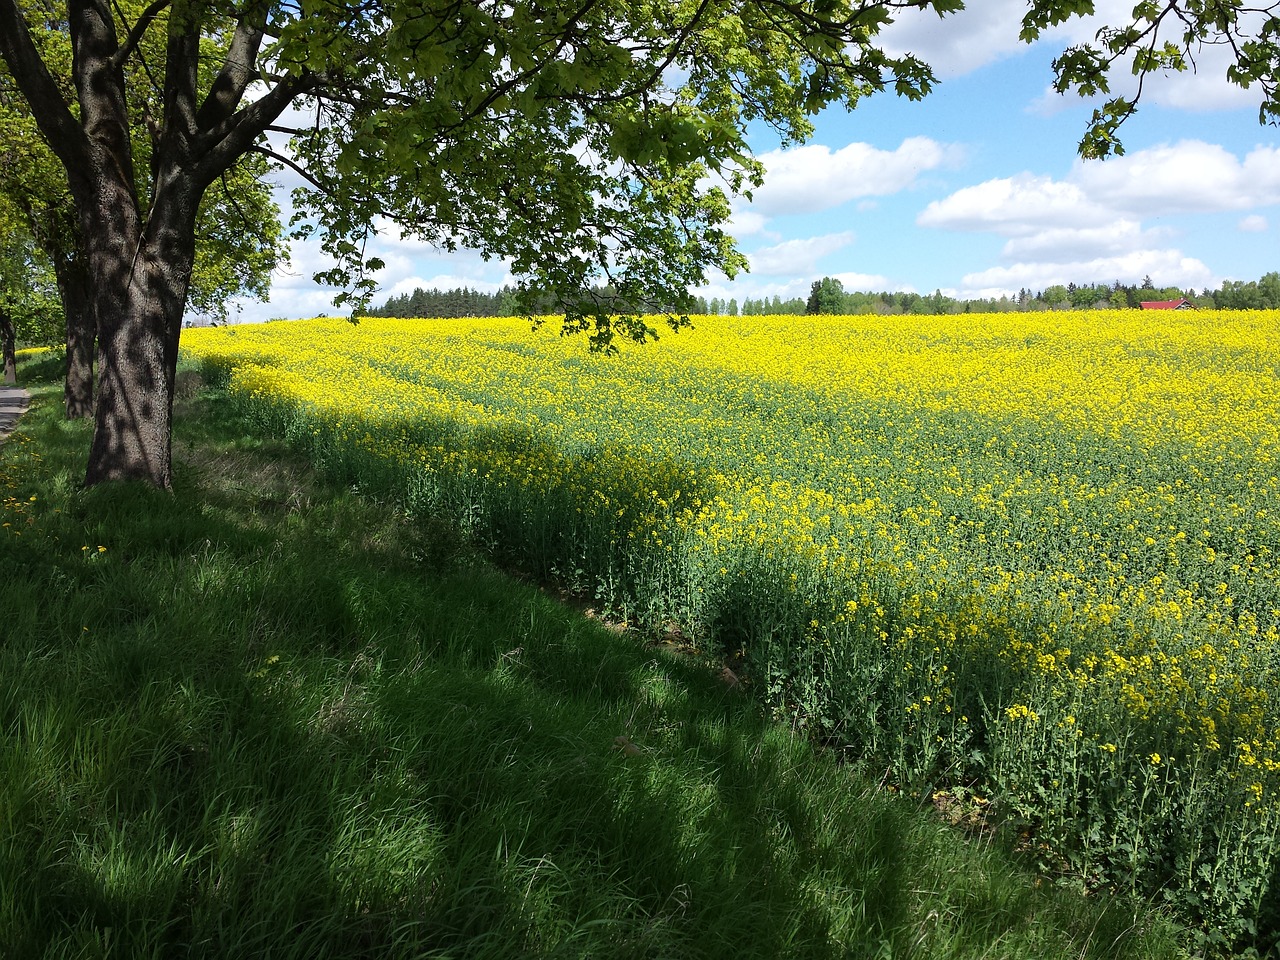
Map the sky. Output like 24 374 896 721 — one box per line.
229 1 1280 322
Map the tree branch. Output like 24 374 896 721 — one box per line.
247 143 330 195
108 0 171 72
195 0 271 130
195 71 319 184
0 0 91 186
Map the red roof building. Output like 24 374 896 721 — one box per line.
1140 297 1195 310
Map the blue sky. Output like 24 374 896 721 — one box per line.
234 1 1280 321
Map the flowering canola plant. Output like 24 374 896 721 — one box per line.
184 310 1280 946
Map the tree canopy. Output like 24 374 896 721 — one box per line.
805 276 847 315
265 0 967 340
0 221 61 339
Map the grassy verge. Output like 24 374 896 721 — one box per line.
0 364 1185 959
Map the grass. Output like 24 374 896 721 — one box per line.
0 359 1187 959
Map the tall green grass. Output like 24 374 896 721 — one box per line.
0 365 1184 958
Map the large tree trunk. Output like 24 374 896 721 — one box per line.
53 252 94 419
87 299 175 487
83 171 198 489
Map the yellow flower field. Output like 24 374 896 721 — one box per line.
184 310 1280 942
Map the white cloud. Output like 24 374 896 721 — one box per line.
384 274 510 297
1072 141 1280 214
831 271 893 291
695 271 895 306
957 249 1214 298
1026 46 1261 118
879 0 1028 78
917 138 1276 298
917 173 1111 233
728 209 772 238
921 141 1280 246
1026 84 1095 118
749 137 959 217
885 0 1266 114
1000 220 1174 261
224 212 516 323
229 243 345 323
1143 46 1262 113
746 232 856 276
1240 214 1269 232
1055 2 1268 113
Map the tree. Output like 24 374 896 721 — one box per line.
1069 283 1100 309
806 276 847 315
0 0 963 488
0 220 62 383
1258 271 1280 308
922 287 954 314
0 1 285 420
0 31 94 414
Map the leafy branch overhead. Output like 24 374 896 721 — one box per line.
1022 0 1280 158
255 0 966 337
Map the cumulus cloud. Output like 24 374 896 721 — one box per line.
1240 214 1269 232
882 0 1265 114
1072 141 1280 214
999 220 1174 261
728 209 772 238
917 138 1275 298
957 249 1214 299
695 270 895 307
383 274 510 297
876 0 1188 83
697 233 892 304
1060 2 1269 112
1140 51 1262 113
831 271 894 291
748 137 960 217
879 0 1028 78
924 141 1280 241
918 173 1110 233
746 232 857 276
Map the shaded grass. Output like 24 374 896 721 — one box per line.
0 370 1186 959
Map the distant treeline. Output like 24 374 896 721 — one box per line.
367 284 686 318
368 286 521 318
368 271 1280 319
787 273 1280 316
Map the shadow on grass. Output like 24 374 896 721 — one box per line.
0 376 1182 959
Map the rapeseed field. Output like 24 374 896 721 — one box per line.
184 310 1280 951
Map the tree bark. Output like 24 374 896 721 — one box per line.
0 311 15 384
83 167 198 488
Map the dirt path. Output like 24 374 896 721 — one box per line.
0 385 31 444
